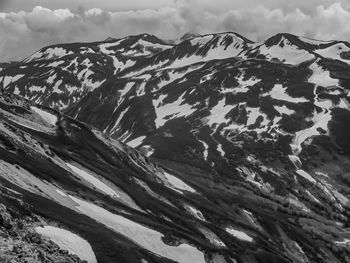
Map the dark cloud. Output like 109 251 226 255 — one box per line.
0 1 350 61
0 0 9 10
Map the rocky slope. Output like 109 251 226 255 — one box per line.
1 32 350 262
0 89 350 262
0 34 172 108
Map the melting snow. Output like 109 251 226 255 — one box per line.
334 239 350 246
47 74 57 84
164 34 246 69
198 139 209 160
221 74 260 94
66 163 120 198
288 155 302 168
246 107 261 126
184 204 206 221
337 98 350 109
29 86 46 93
265 84 308 103
31 107 57 126
198 227 226 247
70 196 206 263
296 169 316 184
109 106 130 134
136 82 146 96
315 171 328 177
205 98 235 127
48 60 65 67
291 85 332 155
56 189 67 197
153 92 196 128
259 38 314 65
158 69 190 88
298 36 332 45
117 82 134 106
98 41 121 55
163 172 196 193
217 144 225 157
35 226 97 263
274 105 295 115
13 86 20 95
141 145 155 157
28 47 73 61
225 227 253 242
3 74 25 87
315 43 350 64
308 62 339 87
127 136 146 148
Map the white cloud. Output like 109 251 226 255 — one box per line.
1 2 350 61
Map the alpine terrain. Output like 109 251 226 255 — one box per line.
1 32 350 263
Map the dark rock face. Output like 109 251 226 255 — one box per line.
0 197 84 263
0 32 350 263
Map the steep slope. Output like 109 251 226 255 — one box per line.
67 40 350 171
2 32 350 262
0 34 172 109
0 32 254 110
1 90 350 263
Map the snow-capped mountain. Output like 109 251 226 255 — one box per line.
61 33 350 173
1 32 350 263
0 34 172 109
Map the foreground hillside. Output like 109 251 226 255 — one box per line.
0 90 350 262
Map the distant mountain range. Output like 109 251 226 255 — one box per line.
0 32 350 263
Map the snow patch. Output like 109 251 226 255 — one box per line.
109 106 130 134
35 226 97 263
225 227 253 242
274 105 295 115
296 169 316 184
29 86 46 93
221 74 259 94
265 84 308 103
205 98 235 128
163 172 196 193
70 196 206 263
259 38 314 65
31 107 57 126
184 204 206 221
66 163 120 198
315 43 350 64
199 139 209 160
153 92 196 128
127 136 146 148
308 62 339 87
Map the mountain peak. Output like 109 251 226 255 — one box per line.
180 31 201 41
104 37 117 42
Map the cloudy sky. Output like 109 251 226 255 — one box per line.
1 0 350 61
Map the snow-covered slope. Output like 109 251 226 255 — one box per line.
2 32 350 263
1 90 350 262
0 34 173 109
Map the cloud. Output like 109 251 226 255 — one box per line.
1 1 350 61
0 0 9 10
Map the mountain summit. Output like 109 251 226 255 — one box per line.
180 32 202 41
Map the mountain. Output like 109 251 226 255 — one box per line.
0 34 173 109
1 32 350 262
1 83 350 263
64 33 350 173
180 32 202 42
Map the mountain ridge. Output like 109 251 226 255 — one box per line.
1 31 350 262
